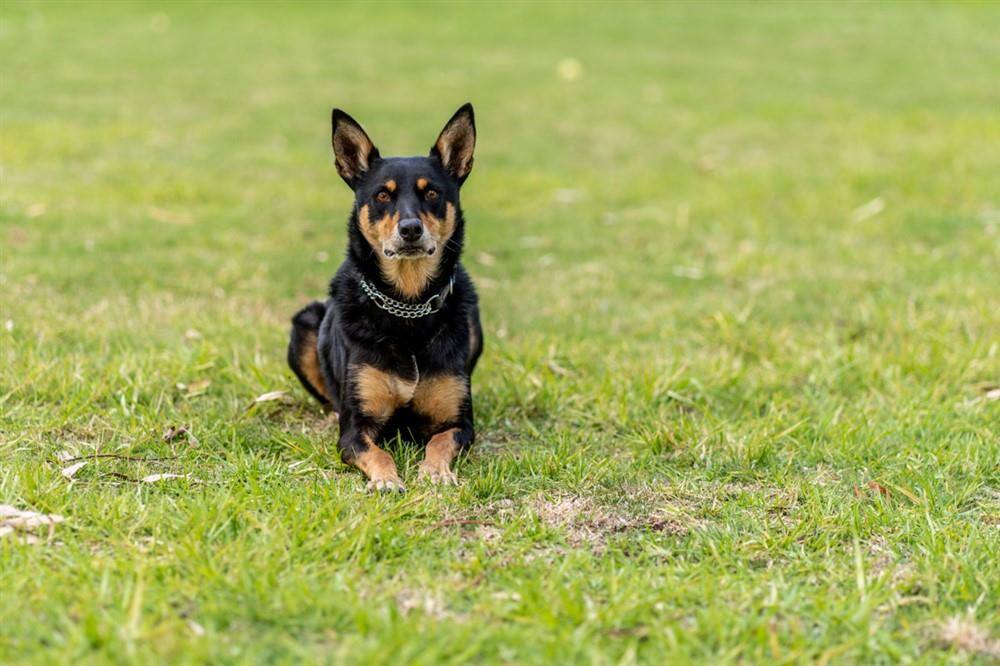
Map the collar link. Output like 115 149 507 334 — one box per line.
358 274 455 319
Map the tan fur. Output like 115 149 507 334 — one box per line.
418 428 460 480
435 123 475 179
359 205 399 251
333 123 375 183
373 203 456 298
360 198 457 298
353 439 401 483
380 257 439 299
412 374 467 425
353 365 416 422
418 201 457 244
384 179 396 192
298 331 330 401
416 177 428 190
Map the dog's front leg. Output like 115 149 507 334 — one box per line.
337 363 414 493
412 373 475 485
337 414 404 493
417 425 474 485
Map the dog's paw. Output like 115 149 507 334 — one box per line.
366 476 406 494
355 446 404 494
417 462 458 486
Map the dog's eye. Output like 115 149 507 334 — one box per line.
424 189 438 201
375 190 391 204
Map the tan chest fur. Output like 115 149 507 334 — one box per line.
353 364 467 425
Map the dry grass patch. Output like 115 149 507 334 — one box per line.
395 589 449 619
936 613 1000 659
530 492 693 552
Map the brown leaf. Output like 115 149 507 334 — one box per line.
855 481 891 500
163 425 199 446
868 481 891 497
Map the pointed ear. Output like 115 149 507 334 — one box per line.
331 108 379 189
430 103 476 185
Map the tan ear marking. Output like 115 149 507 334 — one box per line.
333 119 376 183
432 105 476 182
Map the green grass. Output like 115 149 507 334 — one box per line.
2 1 999 663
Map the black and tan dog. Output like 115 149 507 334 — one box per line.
287 104 483 492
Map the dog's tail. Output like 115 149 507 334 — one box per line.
288 301 332 407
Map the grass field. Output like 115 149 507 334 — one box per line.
2 1 999 663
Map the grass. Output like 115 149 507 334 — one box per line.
2 1 999 663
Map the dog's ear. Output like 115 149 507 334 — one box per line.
430 103 476 185
331 109 380 189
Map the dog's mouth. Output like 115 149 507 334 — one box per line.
383 242 437 259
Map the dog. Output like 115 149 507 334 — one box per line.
287 104 483 492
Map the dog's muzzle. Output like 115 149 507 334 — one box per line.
383 218 437 258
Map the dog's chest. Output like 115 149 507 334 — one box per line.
386 369 419 406
353 357 420 420
353 357 465 425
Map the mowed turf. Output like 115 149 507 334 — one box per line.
2 2 999 663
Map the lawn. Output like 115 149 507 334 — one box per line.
2 1 999 663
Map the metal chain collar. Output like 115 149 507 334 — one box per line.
358 275 454 319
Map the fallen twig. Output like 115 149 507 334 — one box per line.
56 453 178 464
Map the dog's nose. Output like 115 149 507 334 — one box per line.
398 218 423 242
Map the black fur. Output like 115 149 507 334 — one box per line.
288 104 483 468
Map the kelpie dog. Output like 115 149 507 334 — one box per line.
287 104 483 492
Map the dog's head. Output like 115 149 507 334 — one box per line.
331 104 475 262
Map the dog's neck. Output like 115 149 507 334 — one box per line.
377 255 441 299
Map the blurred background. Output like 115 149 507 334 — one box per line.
3 2 998 356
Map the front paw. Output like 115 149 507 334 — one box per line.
366 474 406 494
353 445 405 493
417 460 458 485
